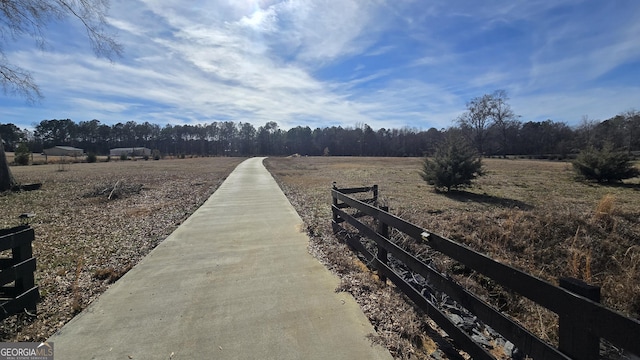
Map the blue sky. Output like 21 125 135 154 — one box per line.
1 0 639 131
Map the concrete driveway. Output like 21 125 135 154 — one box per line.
49 157 392 360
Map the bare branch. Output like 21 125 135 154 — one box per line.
0 58 42 102
0 0 122 101
55 0 123 60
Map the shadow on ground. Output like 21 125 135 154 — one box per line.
579 180 640 191
443 190 533 210
601 182 640 190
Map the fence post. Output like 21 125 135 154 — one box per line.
13 241 34 286
332 182 339 223
372 185 378 206
13 229 36 314
558 277 601 360
331 182 340 234
376 206 389 283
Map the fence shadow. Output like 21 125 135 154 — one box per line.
443 190 533 210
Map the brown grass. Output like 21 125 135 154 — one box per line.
1 157 244 341
4 152 93 165
594 193 616 222
265 156 640 358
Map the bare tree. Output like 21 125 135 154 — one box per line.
0 0 122 191
622 109 639 154
576 115 598 149
489 90 519 158
457 90 520 156
457 94 493 155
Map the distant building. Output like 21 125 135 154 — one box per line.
109 147 152 157
43 146 84 157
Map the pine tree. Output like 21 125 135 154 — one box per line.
573 144 639 183
420 136 484 192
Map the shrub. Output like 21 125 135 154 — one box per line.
420 135 484 192
14 143 30 165
86 153 97 163
119 153 128 161
573 145 639 183
152 149 161 160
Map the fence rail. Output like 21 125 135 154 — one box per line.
0 225 39 320
331 184 640 360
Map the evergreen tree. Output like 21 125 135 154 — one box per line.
573 144 639 183
420 135 484 192
14 143 30 165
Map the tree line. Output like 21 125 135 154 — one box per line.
1 104 638 159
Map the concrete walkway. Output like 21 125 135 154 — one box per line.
49 157 392 360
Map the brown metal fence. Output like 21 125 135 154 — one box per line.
331 184 640 360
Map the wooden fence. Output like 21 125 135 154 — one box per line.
0 225 39 320
331 184 640 360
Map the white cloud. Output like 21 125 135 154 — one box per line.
271 0 384 64
365 45 396 57
5 0 457 129
69 99 136 113
238 5 279 32
1 0 639 132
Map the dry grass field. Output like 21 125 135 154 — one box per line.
0 157 244 341
4 152 89 165
2 155 637 358
264 156 640 359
